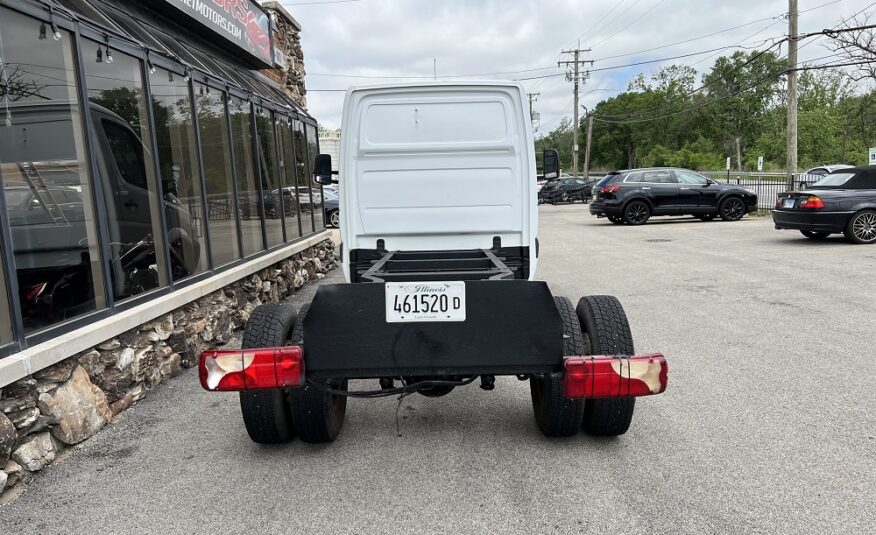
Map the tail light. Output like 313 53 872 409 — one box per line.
602 185 621 194
199 347 304 391
775 198 782 209
799 196 824 209
563 354 668 399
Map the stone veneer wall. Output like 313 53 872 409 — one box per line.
261 5 307 109
0 239 336 496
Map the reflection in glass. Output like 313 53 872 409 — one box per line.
196 86 240 267
278 124 302 240
305 123 325 230
293 120 315 233
0 8 106 333
0 261 10 344
84 39 170 300
229 97 264 256
150 67 207 279
255 110 283 247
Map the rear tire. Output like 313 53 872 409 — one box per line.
238 303 298 444
530 297 585 437
844 210 876 244
623 200 651 225
575 296 636 436
288 305 348 443
800 230 830 240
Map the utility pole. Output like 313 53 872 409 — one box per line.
559 46 593 177
527 92 539 120
786 0 798 190
583 112 593 180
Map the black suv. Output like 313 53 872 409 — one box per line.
589 168 758 225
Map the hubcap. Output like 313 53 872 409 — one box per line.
331 211 340 227
628 204 647 223
723 199 744 219
853 213 876 242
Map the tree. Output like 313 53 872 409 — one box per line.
825 12 876 85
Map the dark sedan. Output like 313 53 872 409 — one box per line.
589 167 758 225
538 176 595 204
773 165 876 244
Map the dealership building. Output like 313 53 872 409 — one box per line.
0 0 333 493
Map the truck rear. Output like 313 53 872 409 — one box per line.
198 82 668 443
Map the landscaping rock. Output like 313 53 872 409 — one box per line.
0 412 15 464
37 366 111 445
8 407 39 429
4 460 22 487
12 432 55 471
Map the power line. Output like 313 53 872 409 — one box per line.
591 0 668 48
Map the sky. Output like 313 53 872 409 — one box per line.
279 0 875 132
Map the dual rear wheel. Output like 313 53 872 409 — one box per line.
239 304 347 444
530 295 636 437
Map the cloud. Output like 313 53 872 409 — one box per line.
282 0 875 130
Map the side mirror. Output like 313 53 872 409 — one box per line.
314 154 335 185
543 149 560 180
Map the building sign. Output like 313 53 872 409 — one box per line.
156 0 272 66
869 147 876 165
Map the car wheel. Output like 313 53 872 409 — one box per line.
800 230 830 240
698 214 717 221
623 200 651 225
608 216 624 225
844 209 876 244
328 209 340 228
288 305 348 443
718 196 746 221
238 303 298 444
530 296 585 437
560 193 569 203
575 296 636 436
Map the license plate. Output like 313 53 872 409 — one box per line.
783 198 796 208
385 281 466 323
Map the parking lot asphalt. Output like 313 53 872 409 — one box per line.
2 206 874 534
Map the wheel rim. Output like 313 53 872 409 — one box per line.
853 212 876 242
330 211 340 227
722 199 744 220
627 203 648 224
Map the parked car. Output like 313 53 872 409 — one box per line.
589 167 758 225
798 164 854 189
323 190 339 227
538 176 595 204
773 165 876 244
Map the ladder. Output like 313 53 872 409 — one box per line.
17 161 69 225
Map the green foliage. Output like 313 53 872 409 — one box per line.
536 54 875 173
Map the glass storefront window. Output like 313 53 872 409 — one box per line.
255 110 283 247
305 123 324 230
0 8 106 333
278 124 302 240
196 85 240 267
83 39 169 300
229 96 264 256
292 120 314 233
150 68 208 280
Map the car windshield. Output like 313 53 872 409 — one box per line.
813 172 856 187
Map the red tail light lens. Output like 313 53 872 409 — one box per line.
775 198 782 209
199 347 304 391
563 354 668 399
602 185 621 194
25 282 47 303
799 196 824 209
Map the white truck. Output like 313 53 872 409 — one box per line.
199 82 668 443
